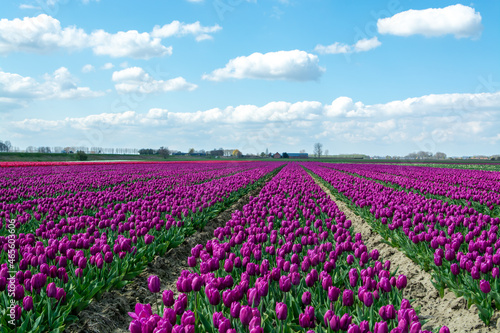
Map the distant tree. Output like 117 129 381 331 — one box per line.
139 148 156 155
405 152 417 159
26 146 36 153
232 149 242 157
158 146 170 159
188 148 195 154
260 152 266 157
282 152 289 158
324 149 329 157
0 142 7 152
299 149 306 154
313 143 323 158
4 141 11 152
434 152 447 160
37 147 51 153
76 150 88 161
416 151 432 159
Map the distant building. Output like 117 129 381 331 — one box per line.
287 153 308 159
224 149 236 157
273 152 281 159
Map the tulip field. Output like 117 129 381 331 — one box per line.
1 161 500 332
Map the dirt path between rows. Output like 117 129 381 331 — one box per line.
65 184 266 333
312 176 500 333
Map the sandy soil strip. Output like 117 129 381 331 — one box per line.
64 184 266 333
312 176 500 333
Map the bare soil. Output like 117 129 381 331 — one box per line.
64 185 265 333
313 178 500 333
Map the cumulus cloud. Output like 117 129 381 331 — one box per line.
315 37 381 55
151 21 221 41
11 90 500 154
324 91 500 118
377 4 482 39
0 67 104 108
202 50 325 81
81 64 95 73
111 67 197 94
101 62 114 70
0 14 221 58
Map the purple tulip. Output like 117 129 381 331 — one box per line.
302 291 312 305
55 287 66 303
348 324 361 333
450 263 460 275
207 287 221 306
328 286 340 302
410 322 422 333
396 275 407 290
230 302 241 319
181 310 195 326
374 321 389 333
46 282 57 298
343 289 354 306
349 268 359 287
279 275 291 292
23 296 33 311
240 305 253 326
439 326 450 333
148 275 161 293
480 280 491 294
330 315 340 331
363 291 373 307
299 313 312 328
276 302 287 321
162 289 174 306
129 320 142 333
339 313 352 331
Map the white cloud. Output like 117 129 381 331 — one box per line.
315 37 381 54
377 4 482 39
324 91 500 118
89 29 171 59
0 14 220 58
151 21 221 41
10 90 500 154
0 67 104 108
112 67 197 93
19 4 41 10
202 50 325 81
101 62 114 70
81 64 95 73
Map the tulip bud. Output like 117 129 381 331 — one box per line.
342 289 354 306
480 280 491 294
302 291 312 305
148 275 161 293
276 302 287 321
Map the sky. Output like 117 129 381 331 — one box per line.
0 0 499 156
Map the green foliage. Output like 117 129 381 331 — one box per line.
75 150 88 161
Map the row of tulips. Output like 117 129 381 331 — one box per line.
305 163 500 324
0 160 253 168
129 163 450 333
0 162 283 332
319 163 500 214
0 162 258 204
0 163 265 237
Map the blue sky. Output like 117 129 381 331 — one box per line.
1 0 499 156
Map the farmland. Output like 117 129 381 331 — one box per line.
1 161 500 332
